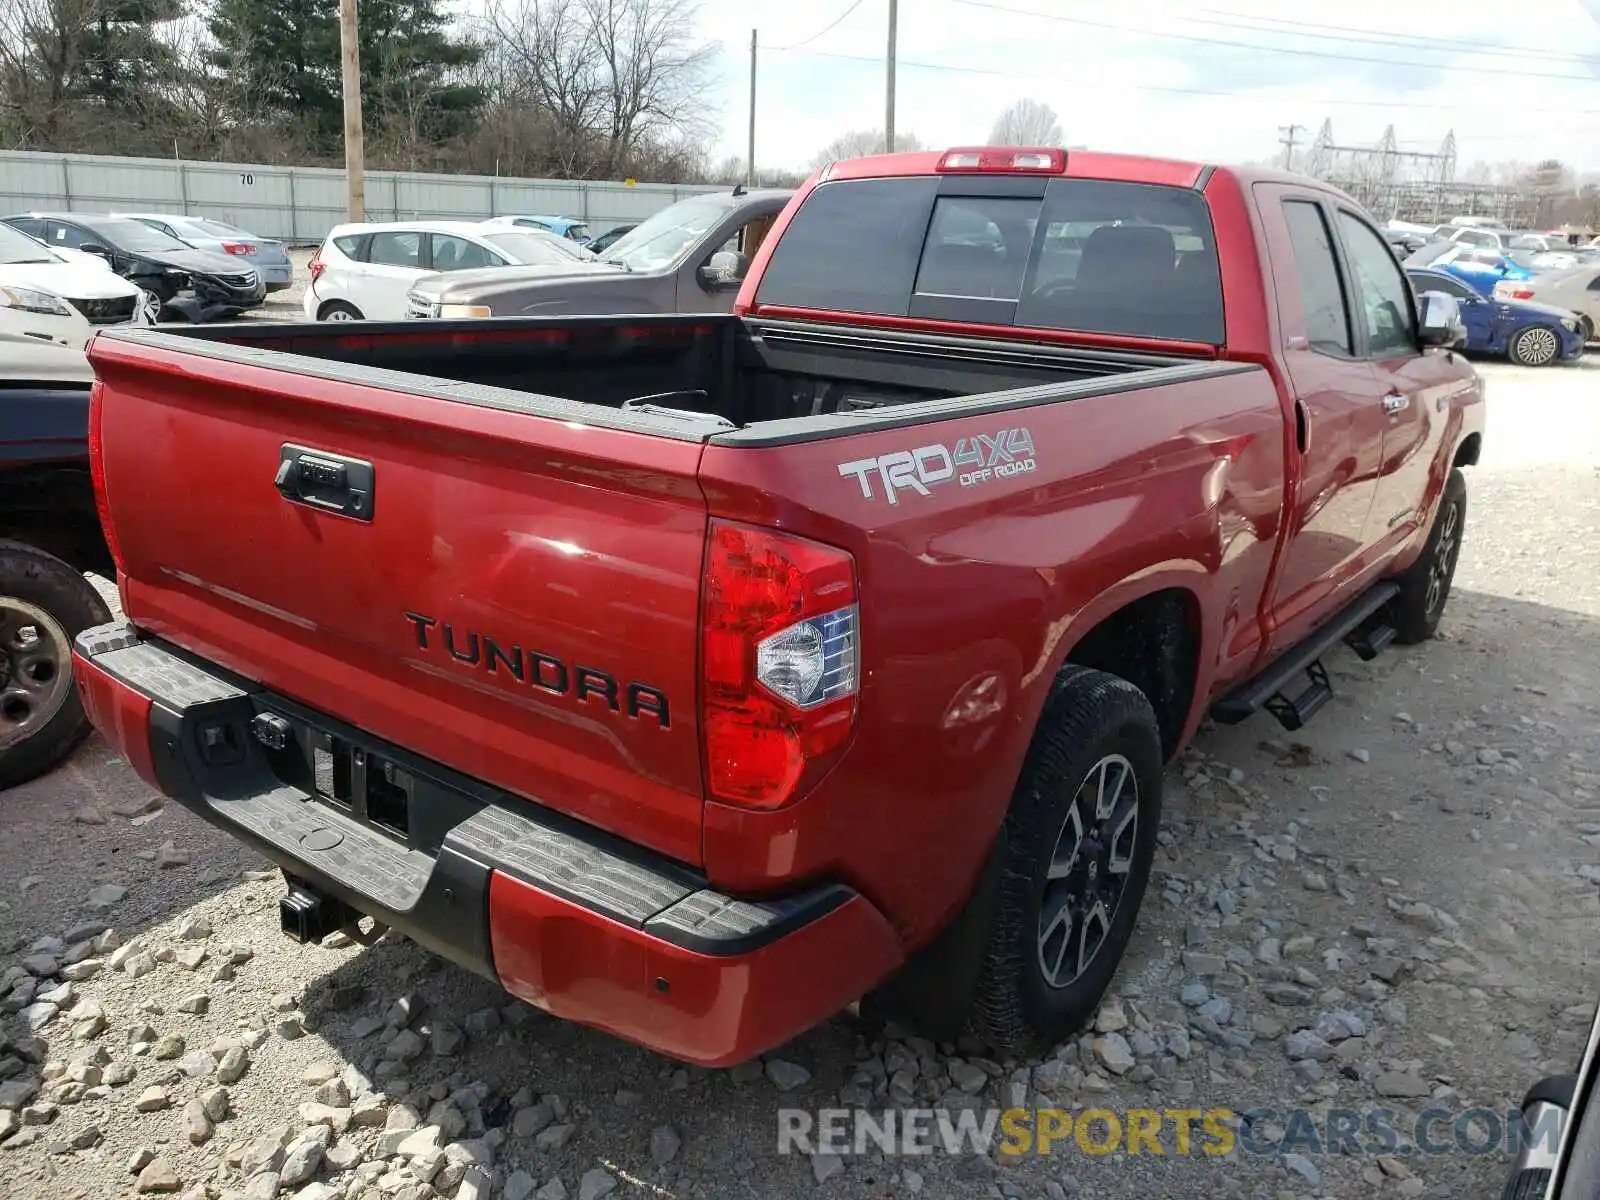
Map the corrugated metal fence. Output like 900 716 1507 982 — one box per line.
0 150 722 245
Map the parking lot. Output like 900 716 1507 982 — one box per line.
1 353 1595 1200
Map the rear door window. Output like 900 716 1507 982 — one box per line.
1281 200 1354 356
367 231 421 268
753 174 1224 343
427 234 500 271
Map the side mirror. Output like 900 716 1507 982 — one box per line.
1417 291 1466 348
699 249 748 291
79 243 111 257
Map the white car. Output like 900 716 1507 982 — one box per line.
0 220 153 347
303 220 610 321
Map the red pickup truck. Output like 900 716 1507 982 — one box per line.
74 146 1484 1066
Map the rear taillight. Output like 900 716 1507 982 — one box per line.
701 521 860 809
1507 288 1534 300
308 250 326 282
221 242 255 256
87 380 125 576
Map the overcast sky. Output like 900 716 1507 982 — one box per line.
692 0 1600 174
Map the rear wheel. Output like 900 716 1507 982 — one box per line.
1578 315 1594 344
965 665 1163 1057
0 541 111 790
1508 325 1561 367
317 300 362 322
1389 468 1466 645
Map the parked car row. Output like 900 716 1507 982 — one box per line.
300 190 791 324
1 209 289 324
1382 226 1600 366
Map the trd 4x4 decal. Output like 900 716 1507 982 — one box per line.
837 428 1037 505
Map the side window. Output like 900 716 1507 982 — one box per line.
428 234 496 272
1409 273 1470 301
735 213 777 260
8 218 43 238
1337 211 1418 357
332 235 366 260
1281 200 1353 356
367 231 421 268
48 221 91 248
914 196 1036 300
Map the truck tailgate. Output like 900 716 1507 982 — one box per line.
89 336 709 865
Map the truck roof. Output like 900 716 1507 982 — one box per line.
813 147 1348 199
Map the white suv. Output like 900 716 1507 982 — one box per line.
303 220 604 321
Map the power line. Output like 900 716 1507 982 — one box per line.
766 0 868 51
763 45 1600 115
944 0 1600 81
1197 8 1600 65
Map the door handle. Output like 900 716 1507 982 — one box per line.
1381 391 1409 414
275 444 375 521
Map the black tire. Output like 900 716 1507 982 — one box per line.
317 300 363 321
1579 315 1594 345
966 665 1163 1057
1389 468 1466 645
1508 324 1562 367
0 540 111 790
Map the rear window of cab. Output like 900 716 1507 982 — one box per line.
753 175 1225 344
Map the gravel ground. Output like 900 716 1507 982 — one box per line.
2 357 1598 1200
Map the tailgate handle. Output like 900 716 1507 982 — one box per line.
276 444 375 521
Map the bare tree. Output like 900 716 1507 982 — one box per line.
482 0 715 178
0 0 100 148
809 127 924 168
988 98 1062 146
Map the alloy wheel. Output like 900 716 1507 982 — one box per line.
1037 753 1140 989
1517 327 1560 366
1425 499 1461 617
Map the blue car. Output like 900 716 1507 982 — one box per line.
1407 267 1584 367
481 214 593 245
1405 240 1539 297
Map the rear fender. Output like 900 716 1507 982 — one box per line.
1015 565 1216 765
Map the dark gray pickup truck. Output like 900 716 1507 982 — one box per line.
405 187 792 319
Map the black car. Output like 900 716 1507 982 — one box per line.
2 212 265 322
587 223 637 254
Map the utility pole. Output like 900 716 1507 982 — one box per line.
747 30 757 187
885 0 897 153
340 0 365 222
1278 124 1303 173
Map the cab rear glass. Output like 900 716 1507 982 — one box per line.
754 175 1225 344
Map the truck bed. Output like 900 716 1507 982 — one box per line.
99 315 1250 445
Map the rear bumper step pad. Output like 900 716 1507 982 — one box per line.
74 622 899 1063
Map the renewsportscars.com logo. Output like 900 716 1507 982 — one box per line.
838 428 1038 506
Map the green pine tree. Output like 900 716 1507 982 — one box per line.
207 0 482 153
76 0 186 113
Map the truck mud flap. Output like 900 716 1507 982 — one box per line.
76 622 854 978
